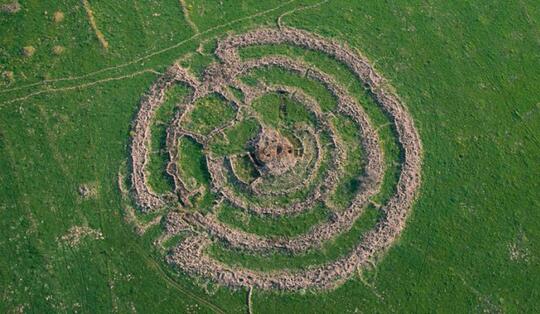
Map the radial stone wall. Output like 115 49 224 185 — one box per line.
125 27 423 291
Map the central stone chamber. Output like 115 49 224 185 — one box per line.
252 128 297 176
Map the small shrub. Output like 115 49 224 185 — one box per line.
22 46 36 57
52 11 64 23
2 71 15 82
52 45 65 55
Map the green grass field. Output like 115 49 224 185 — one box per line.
1 0 539 313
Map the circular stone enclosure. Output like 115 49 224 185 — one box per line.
126 27 423 291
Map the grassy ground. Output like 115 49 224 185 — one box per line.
1 0 539 313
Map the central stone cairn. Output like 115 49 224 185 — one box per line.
125 27 423 291
253 128 297 176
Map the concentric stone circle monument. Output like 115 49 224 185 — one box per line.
126 27 422 291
